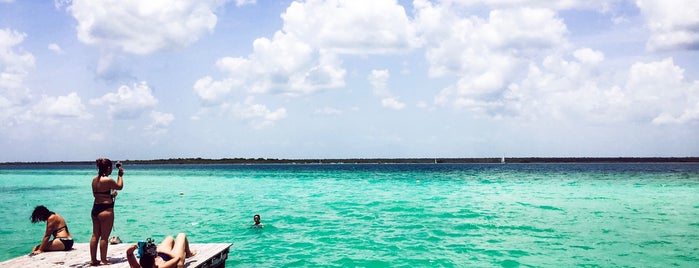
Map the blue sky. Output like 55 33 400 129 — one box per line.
1 0 698 162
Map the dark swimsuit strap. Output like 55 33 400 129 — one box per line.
53 225 67 237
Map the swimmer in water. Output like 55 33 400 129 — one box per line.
251 214 263 228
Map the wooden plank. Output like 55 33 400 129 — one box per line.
0 243 232 268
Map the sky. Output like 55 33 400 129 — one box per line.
1 0 698 162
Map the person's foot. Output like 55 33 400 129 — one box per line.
89 260 100 266
100 259 112 265
186 250 198 258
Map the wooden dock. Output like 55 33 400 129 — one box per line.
0 243 232 268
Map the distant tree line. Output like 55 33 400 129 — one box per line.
2 157 698 165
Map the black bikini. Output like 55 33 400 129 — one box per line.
52 226 67 237
93 190 111 195
57 237 73 250
158 252 172 261
92 189 115 217
91 203 114 217
52 225 73 251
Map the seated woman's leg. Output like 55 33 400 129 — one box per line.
157 235 175 254
172 233 196 267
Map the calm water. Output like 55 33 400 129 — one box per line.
0 163 698 267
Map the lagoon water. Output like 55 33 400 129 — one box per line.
1 163 698 267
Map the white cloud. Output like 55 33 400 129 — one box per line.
314 107 342 115
149 110 175 127
653 102 699 125
0 29 35 90
415 4 568 78
636 0 699 51
32 92 91 119
193 0 419 110
194 31 346 103
235 0 255 6
418 2 569 115
90 81 159 119
146 110 175 135
626 58 698 123
573 48 604 64
282 0 419 54
67 0 222 54
48 43 64 54
444 0 621 11
0 28 35 126
368 69 390 96
193 76 238 105
477 54 699 125
230 97 287 129
381 97 406 110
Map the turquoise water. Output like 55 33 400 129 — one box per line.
1 163 698 267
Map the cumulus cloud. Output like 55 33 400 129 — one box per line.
0 28 34 94
368 69 390 96
484 54 699 125
0 28 35 125
90 81 159 119
418 2 569 114
149 110 175 127
636 0 699 51
282 0 419 54
48 43 65 54
573 48 604 64
626 58 698 124
419 1 699 126
415 3 568 78
193 31 346 102
145 110 175 135
194 0 417 106
67 0 222 54
32 92 91 119
381 97 406 110
235 0 255 6
444 0 621 10
368 69 407 110
230 97 287 129
314 107 342 115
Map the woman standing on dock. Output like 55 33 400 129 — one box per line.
89 158 123 266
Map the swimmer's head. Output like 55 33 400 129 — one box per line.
254 214 261 224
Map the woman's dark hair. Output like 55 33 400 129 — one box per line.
139 254 155 268
139 241 158 268
31 205 54 223
96 158 112 177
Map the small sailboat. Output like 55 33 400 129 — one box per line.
501 156 506 164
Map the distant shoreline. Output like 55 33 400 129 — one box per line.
2 157 698 165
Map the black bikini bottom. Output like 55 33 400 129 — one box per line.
91 203 114 217
56 237 73 250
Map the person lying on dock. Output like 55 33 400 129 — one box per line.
126 233 197 268
30 205 74 255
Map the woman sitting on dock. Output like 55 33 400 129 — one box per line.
126 233 197 268
30 205 73 254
